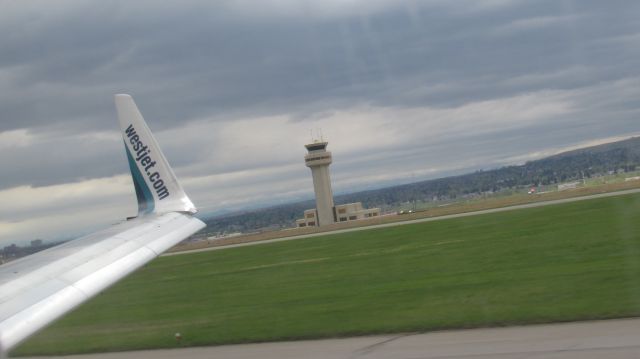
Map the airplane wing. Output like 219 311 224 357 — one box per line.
0 95 206 355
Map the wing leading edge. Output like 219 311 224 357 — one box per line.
0 95 205 355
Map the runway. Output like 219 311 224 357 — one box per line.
167 188 640 256
21 318 640 359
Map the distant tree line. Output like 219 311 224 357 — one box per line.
202 200 316 236
202 137 640 235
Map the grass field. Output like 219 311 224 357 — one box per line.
14 192 640 356
174 180 640 251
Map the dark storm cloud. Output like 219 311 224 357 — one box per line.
0 130 126 189
2 0 638 132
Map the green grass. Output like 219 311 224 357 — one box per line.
14 193 640 355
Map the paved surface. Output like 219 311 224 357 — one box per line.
167 188 640 256
20 318 640 359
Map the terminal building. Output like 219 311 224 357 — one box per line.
296 139 380 228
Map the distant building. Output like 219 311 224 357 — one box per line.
303 141 335 226
297 139 380 228
30 239 43 247
334 202 380 222
296 209 319 228
558 181 581 191
2 244 18 257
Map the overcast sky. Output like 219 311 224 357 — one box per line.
1 0 639 246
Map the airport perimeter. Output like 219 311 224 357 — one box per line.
172 180 640 252
13 190 640 356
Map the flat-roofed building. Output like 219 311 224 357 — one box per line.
558 181 581 191
334 202 380 222
296 209 318 227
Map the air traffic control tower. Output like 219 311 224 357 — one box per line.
304 141 335 226
297 139 381 228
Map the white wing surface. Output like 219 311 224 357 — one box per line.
0 95 206 355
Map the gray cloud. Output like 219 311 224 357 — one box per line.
2 0 637 132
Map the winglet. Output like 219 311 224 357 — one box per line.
115 94 197 215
